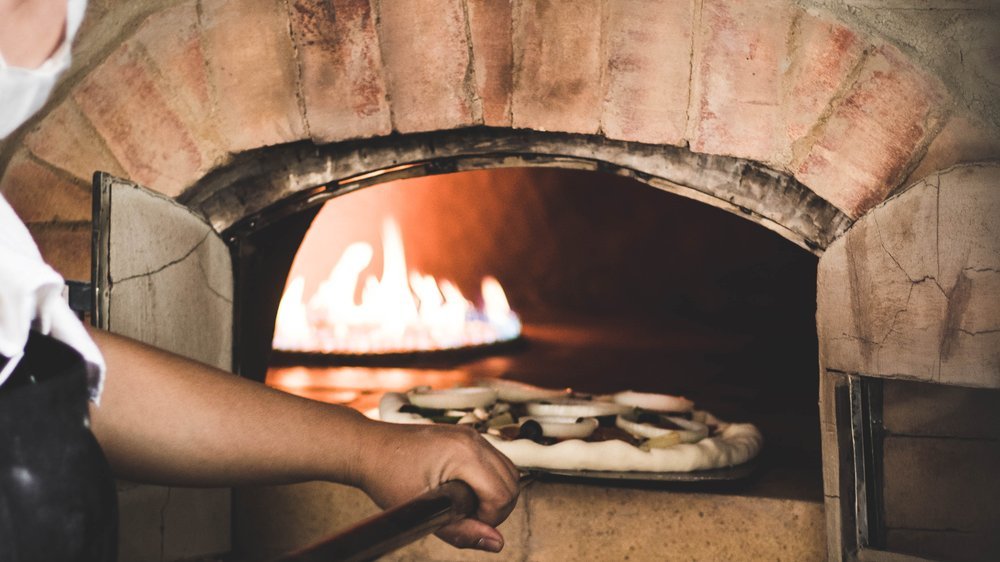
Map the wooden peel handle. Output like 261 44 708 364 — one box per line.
276 480 478 562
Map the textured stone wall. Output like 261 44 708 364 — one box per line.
818 163 1000 390
1 0 995 281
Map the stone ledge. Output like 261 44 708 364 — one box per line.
233 478 825 561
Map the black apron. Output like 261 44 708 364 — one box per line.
0 331 117 562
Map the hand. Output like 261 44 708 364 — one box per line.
355 421 520 553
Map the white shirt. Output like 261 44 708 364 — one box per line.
0 194 105 401
0 0 103 401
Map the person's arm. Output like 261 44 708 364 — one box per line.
87 327 518 552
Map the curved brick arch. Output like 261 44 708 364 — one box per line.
1 0 954 250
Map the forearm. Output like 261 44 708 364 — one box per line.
87 327 372 487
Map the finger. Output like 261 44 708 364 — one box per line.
436 518 504 553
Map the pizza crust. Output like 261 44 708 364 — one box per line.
483 422 762 472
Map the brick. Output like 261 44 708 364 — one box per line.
0 151 90 223
232 481 528 561
377 0 479 133
795 44 948 218
25 221 91 281
467 0 513 126
785 13 865 152
526 482 824 561
72 41 206 196
601 0 694 145
511 0 602 134
162 488 230 560
688 0 796 165
883 435 1000 533
907 114 1000 185
289 0 391 142
133 1 226 168
23 98 127 182
200 0 306 152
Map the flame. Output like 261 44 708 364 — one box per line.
273 218 521 354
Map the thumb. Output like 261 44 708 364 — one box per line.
436 518 505 553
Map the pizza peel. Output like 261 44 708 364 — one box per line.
275 472 537 562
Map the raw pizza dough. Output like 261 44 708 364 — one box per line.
377 383 763 473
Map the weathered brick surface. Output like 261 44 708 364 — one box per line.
23 98 127 182
795 44 948 218
818 164 1000 388
0 151 91 223
72 41 206 196
289 0 391 142
785 13 865 154
467 0 513 127
689 0 796 165
377 0 479 133
511 0 602 134
133 1 226 170
908 114 1000 184
200 0 306 152
25 221 91 281
601 0 693 145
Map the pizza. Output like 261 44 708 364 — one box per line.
375 379 762 473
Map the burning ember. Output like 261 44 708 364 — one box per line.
273 218 521 355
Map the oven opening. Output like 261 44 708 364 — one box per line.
230 165 823 558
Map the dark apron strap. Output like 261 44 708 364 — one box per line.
0 331 118 562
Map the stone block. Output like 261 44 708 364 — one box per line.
817 164 1000 388
601 0 693 146
467 0 513 127
200 0 307 152
907 114 1000 185
117 483 170 562
22 98 127 183
0 151 91 223
132 1 226 170
162 487 231 561
525 482 824 561
232 481 528 562
117 484 229 562
795 44 948 218
785 12 865 155
825 495 843 562
511 0 602 134
883 436 1000 533
688 0 796 166
25 221 91 281
377 0 479 133
289 0 391 143
883 379 1000 440
72 40 208 196
820 421 840 496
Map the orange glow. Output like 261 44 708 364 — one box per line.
273 217 521 354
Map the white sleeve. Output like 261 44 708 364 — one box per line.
0 194 105 402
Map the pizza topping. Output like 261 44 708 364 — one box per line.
524 399 632 418
611 390 694 413
475 378 571 403
521 416 599 440
616 412 709 443
407 386 498 410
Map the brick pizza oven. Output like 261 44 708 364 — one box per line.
0 1 997 561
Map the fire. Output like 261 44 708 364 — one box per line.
273 218 521 354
